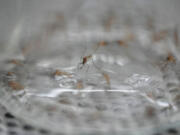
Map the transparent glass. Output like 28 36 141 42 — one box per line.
0 0 180 135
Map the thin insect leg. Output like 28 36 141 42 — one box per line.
77 62 83 70
91 58 111 89
86 64 90 73
91 58 102 72
93 41 107 53
93 44 101 53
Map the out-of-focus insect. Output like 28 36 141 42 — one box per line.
152 30 168 42
102 72 110 86
46 105 57 112
116 32 135 46
145 106 156 118
160 53 176 71
117 40 127 46
104 14 115 32
8 81 24 90
8 59 23 66
91 41 108 55
53 69 71 77
59 98 71 105
166 53 176 63
76 80 83 90
98 41 107 47
7 72 15 76
45 12 66 34
125 32 135 41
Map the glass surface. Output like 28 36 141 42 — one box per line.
0 0 180 134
